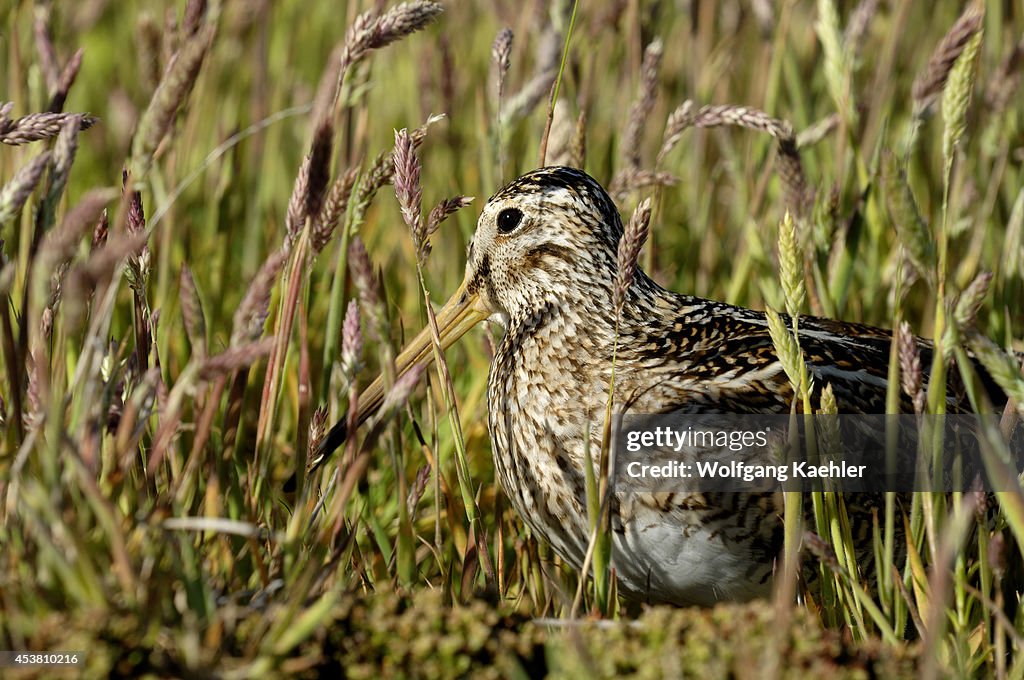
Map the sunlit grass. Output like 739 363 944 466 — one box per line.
1 0 1022 676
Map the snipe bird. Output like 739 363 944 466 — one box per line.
310 166 1012 606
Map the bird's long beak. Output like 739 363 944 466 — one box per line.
308 275 489 472
355 276 489 428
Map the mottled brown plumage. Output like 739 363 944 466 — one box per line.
312 166 1009 605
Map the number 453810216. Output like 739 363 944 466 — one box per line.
0 651 84 667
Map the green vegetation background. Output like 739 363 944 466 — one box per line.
1 0 1023 677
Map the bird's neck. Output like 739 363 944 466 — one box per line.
497 269 698 354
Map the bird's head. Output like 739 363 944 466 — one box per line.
344 167 628 428
461 166 625 325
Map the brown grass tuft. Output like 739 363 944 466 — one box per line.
911 4 983 117
0 104 97 146
0 151 52 224
651 102 809 214
621 38 663 172
613 198 652 315
393 128 426 260
339 2 444 75
491 27 514 102
129 22 215 177
231 248 288 345
897 321 925 414
312 167 359 255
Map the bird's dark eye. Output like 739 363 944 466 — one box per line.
497 207 523 234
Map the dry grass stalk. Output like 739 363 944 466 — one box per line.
491 28 513 102
804 531 842 571
309 405 328 455
609 169 678 201
91 209 108 251
613 198 652 315
231 248 288 345
123 174 150 293
40 263 68 341
340 299 363 388
48 48 84 114
501 25 559 127
257 97 333 451
504 71 557 130
284 120 335 248
46 116 81 209
199 338 275 381
23 351 43 431
685 104 795 147
182 0 207 37
0 257 12 297
312 167 359 254
911 4 983 118
544 98 576 168
305 121 335 222
656 100 694 166
348 237 388 347
393 128 425 260
285 155 312 245
621 39 663 171
313 1 439 129
897 321 925 414
570 109 587 168
311 299 362 474
187 323 272 466
120 173 152 374
283 120 334 252
64 231 149 304
350 149 392 223
339 2 444 75
129 22 215 177
774 137 811 216
654 101 808 214
323 362 426 519
39 188 118 266
407 463 431 517
335 301 364 477
0 151 51 224
349 114 444 227
592 0 628 33
379 363 425 414
426 196 473 237
0 103 97 146
797 113 840 149
179 265 207 359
